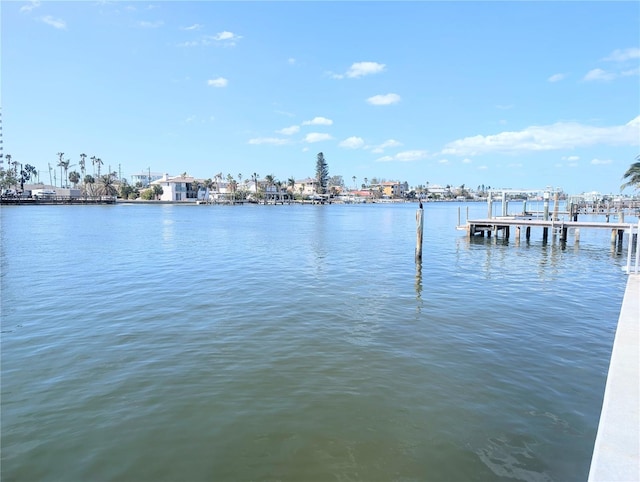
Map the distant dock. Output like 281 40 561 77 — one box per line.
457 190 639 247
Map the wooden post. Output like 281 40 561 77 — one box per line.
487 195 493 219
415 206 424 261
526 226 531 240
575 228 580 243
543 191 550 220
561 226 568 242
611 229 617 244
502 191 508 217
552 191 559 220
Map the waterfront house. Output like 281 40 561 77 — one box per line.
294 178 321 197
151 174 199 201
380 181 408 198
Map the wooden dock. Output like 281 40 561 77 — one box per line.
459 216 634 244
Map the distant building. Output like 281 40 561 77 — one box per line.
380 181 408 198
131 171 164 187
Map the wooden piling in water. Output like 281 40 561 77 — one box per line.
415 206 424 261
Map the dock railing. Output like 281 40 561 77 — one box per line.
624 221 640 275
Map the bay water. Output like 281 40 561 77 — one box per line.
0 202 634 481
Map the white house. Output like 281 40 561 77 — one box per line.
151 174 199 201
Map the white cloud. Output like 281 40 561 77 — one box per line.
441 116 640 156
603 48 640 62
302 117 333 126
367 93 401 106
182 31 242 47
438 159 449 164
277 125 300 135
208 31 242 45
304 133 333 143
376 150 428 162
346 61 386 78
462 158 472 164
591 158 613 165
583 68 616 81
207 77 228 87
40 15 66 29
182 23 202 31
20 1 40 13
621 67 640 77
248 137 290 145
339 137 365 149
562 155 580 161
370 139 403 153
138 20 164 28
288 58 296 65
548 73 566 82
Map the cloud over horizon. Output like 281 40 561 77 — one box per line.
442 116 640 156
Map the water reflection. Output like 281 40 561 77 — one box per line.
414 260 423 313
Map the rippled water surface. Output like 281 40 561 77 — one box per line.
1 202 634 481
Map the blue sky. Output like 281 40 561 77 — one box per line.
3 1 639 194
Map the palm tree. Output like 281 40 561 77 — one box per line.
79 153 87 180
621 157 640 191
90 156 96 175
287 177 296 201
68 170 81 188
152 184 163 200
251 172 260 200
84 174 95 196
56 152 65 188
19 164 38 191
352 175 356 190
6 154 17 176
61 159 72 187
96 174 117 196
214 172 223 197
264 174 275 204
95 158 103 178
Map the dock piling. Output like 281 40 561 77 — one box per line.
415 205 424 261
